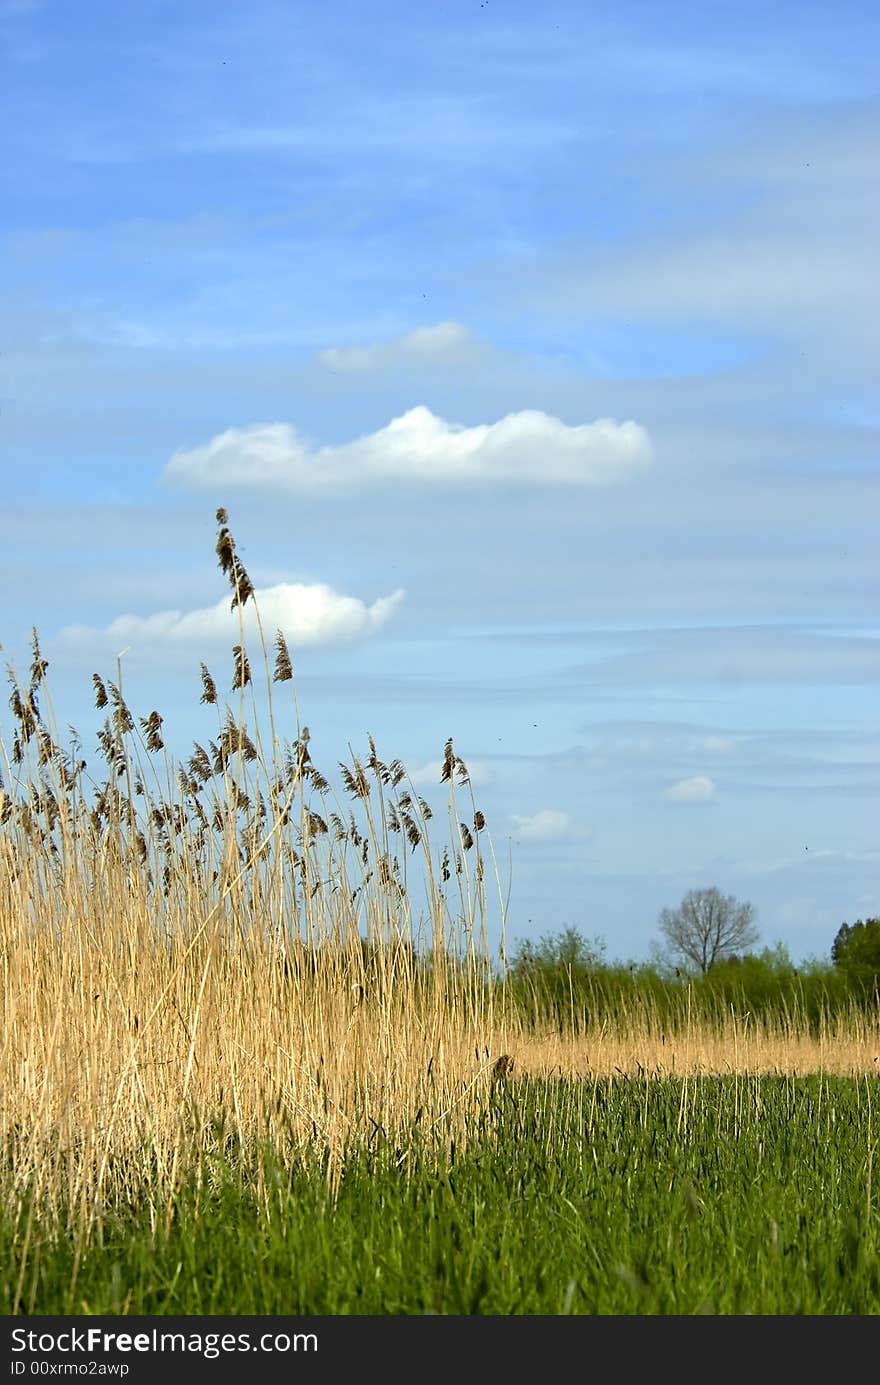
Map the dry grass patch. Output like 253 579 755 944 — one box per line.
506 1014 880 1079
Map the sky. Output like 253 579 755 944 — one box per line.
1 0 877 965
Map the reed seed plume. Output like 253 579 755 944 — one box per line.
441 737 455 783
340 756 370 800
215 510 254 609
29 627 48 689
273 630 293 683
8 681 38 742
108 681 134 735
188 742 212 783
139 711 165 753
199 662 218 705
232 644 252 690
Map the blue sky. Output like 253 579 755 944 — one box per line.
2 0 877 964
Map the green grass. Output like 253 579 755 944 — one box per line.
5 1074 879 1315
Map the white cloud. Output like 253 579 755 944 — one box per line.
508 808 572 840
700 736 736 754
664 775 716 803
318 321 475 371
408 758 492 788
164 405 652 493
58 581 404 652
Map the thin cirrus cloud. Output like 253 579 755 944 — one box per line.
663 775 716 803
317 321 477 371
164 405 652 493
58 582 404 653
516 113 878 356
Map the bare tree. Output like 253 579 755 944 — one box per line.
658 887 758 975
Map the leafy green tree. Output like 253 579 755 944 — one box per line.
830 918 880 993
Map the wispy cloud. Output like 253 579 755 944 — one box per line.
664 775 716 803
58 582 404 653
318 321 476 372
508 808 574 840
513 109 878 358
165 406 652 493
174 96 583 167
564 627 880 689
734 847 880 877
408 758 492 789
701 735 735 754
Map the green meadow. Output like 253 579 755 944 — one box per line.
4 1075 879 1315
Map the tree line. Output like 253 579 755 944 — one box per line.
504 888 880 1032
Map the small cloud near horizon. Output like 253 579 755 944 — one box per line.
508 808 574 840
664 775 716 803
318 321 476 371
700 736 735 754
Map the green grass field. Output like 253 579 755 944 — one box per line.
5 1074 878 1315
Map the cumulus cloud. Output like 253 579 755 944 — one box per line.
408 758 492 788
58 581 404 651
164 405 652 493
318 321 475 371
508 808 572 840
664 775 716 803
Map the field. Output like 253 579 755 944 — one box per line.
3 516 878 1316
3 1075 879 1315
